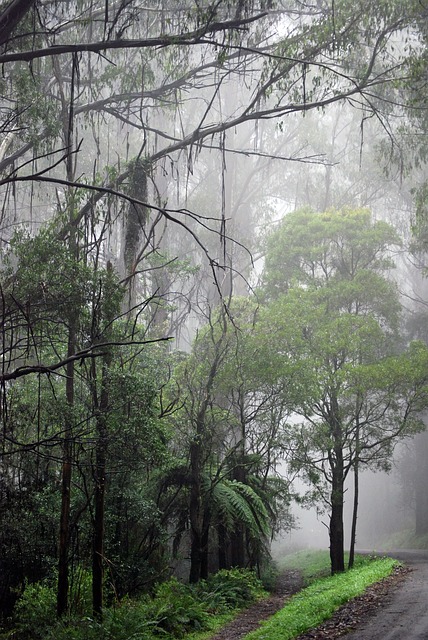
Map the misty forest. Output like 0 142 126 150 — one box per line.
1 1 428 638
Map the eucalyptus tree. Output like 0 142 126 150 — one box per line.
165 299 293 582
0 0 426 615
259 208 428 573
0 0 425 368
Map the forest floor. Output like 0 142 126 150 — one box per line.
208 553 418 640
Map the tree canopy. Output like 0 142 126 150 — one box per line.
1 0 428 628
258 208 428 572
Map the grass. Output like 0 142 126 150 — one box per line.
242 555 399 640
277 549 331 582
277 548 367 584
381 528 428 550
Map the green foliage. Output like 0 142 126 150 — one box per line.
262 207 401 298
148 579 209 637
14 65 61 143
210 479 270 537
13 579 57 639
10 569 265 640
195 568 266 612
255 205 428 573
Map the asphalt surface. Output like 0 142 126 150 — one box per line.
345 550 428 640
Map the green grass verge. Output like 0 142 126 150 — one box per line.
243 555 399 640
277 548 368 584
277 549 331 582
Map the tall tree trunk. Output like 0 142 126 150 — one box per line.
230 410 246 567
57 267 77 616
231 523 245 567
329 408 345 574
189 322 226 582
329 468 345 574
230 451 246 567
56 53 77 617
329 392 345 574
92 368 109 618
218 523 227 570
189 438 203 584
348 421 360 570
200 511 210 580
348 457 359 569
57 357 73 616
92 262 115 618
122 158 147 316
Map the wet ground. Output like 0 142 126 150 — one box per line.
342 550 428 640
208 569 304 640
208 550 428 640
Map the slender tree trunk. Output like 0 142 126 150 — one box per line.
92 262 114 618
329 414 345 574
200 512 210 580
188 465 211 582
189 438 203 583
348 423 360 570
348 458 358 569
57 285 77 616
230 414 246 567
56 54 77 617
57 394 72 616
329 396 345 574
92 373 108 618
189 324 226 582
329 472 345 574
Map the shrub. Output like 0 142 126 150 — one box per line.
43 600 155 640
13 579 57 639
197 568 266 612
148 578 209 637
10 569 265 640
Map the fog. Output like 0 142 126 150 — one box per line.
1 1 428 617
275 463 413 556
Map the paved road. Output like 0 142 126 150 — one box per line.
345 550 428 640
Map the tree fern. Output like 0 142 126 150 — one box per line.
210 478 270 537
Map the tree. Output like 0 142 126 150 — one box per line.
258 208 428 573
166 300 293 582
0 0 427 616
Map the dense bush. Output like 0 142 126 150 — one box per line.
9 568 266 640
13 579 57 639
197 567 266 610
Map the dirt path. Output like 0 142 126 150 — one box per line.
209 550 428 640
208 569 304 640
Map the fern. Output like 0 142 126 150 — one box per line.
210 478 270 537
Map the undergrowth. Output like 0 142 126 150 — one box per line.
7 568 266 640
